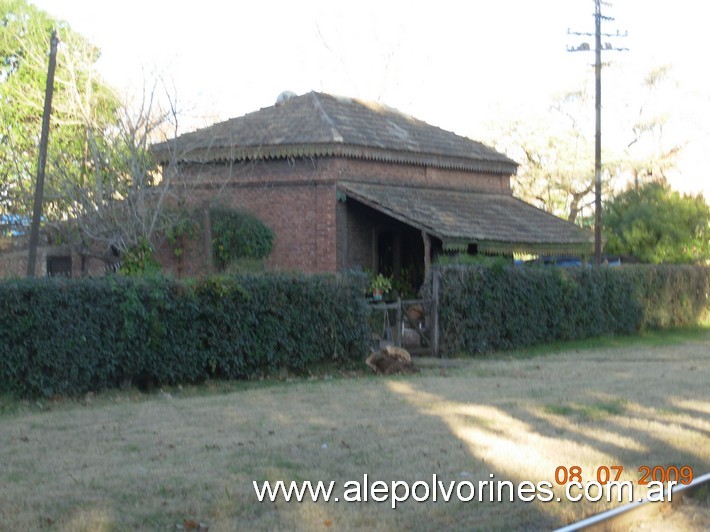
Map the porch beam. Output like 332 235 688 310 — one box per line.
422 231 431 278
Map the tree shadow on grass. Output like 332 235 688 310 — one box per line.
1 341 707 531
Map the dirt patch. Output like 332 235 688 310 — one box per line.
366 345 419 375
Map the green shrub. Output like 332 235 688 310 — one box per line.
210 208 274 270
0 273 370 398
436 264 710 354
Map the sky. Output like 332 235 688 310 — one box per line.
29 0 710 198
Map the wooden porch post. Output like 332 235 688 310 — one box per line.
422 231 431 279
432 266 441 358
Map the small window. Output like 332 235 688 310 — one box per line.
47 256 72 277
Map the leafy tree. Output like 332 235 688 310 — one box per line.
1 1 192 270
603 182 710 264
1 0 120 223
614 65 683 189
494 88 599 224
498 105 594 223
494 67 684 224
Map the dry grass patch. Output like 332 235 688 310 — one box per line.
0 334 708 531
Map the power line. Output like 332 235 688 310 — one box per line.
567 0 627 266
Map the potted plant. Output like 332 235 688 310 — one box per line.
370 273 392 301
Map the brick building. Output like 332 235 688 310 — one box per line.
0 234 110 278
153 91 592 283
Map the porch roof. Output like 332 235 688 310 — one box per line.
339 181 594 256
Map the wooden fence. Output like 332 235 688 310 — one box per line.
369 270 442 356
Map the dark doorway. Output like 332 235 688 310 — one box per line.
47 256 72 277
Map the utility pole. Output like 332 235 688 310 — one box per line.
568 1 627 266
27 30 59 278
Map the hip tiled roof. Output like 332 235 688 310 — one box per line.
152 92 517 174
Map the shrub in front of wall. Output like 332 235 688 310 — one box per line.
0 277 124 397
193 273 371 378
633 265 710 328
111 276 204 388
210 207 274 271
0 276 202 397
0 272 370 398
437 264 709 355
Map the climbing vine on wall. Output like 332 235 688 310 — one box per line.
165 209 201 275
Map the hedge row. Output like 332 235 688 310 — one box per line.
0 273 371 398
438 265 710 354
3 265 707 397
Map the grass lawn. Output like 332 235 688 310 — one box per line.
0 329 708 531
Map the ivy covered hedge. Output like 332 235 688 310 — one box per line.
0 273 370 398
438 264 710 354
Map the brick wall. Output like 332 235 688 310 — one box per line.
336 158 511 193
0 245 109 278
173 157 511 193
171 158 339 273
341 200 383 272
0 247 38 278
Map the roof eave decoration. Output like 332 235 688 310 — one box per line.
153 144 518 175
443 239 594 256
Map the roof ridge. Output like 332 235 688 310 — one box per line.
309 92 344 143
